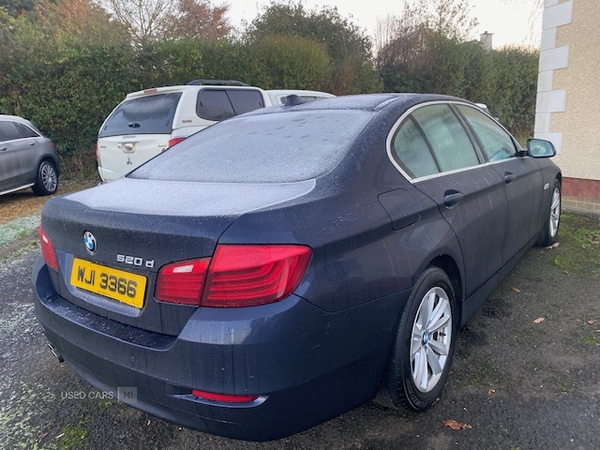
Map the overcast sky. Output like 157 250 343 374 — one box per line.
226 0 543 48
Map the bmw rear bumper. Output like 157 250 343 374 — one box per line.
33 257 400 441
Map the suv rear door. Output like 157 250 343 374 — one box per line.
97 92 182 182
0 120 41 193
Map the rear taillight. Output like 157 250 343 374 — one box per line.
167 137 186 149
154 258 210 306
155 245 311 308
95 142 101 164
191 390 259 403
203 245 312 307
39 227 59 271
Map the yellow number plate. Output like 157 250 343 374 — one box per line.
70 258 147 308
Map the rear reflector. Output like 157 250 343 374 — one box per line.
191 390 259 403
39 227 59 271
155 245 312 308
167 137 186 148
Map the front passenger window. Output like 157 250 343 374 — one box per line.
456 104 517 162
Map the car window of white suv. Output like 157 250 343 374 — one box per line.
99 93 181 138
228 89 265 114
196 89 265 121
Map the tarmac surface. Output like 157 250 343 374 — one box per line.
0 212 599 450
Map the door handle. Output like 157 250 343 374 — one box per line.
443 191 464 207
29 141 36 146
0 146 7 151
504 172 516 184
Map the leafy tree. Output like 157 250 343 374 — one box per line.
0 0 38 17
0 0 138 155
137 38 205 88
245 35 331 90
248 1 371 62
245 1 382 94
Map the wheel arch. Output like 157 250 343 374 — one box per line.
428 254 463 326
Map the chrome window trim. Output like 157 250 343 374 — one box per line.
386 100 524 184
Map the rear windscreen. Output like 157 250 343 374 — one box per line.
129 110 374 183
99 93 182 137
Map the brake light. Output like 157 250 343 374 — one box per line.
95 142 101 164
203 245 311 307
191 390 259 403
155 258 210 305
39 227 59 271
167 137 186 149
155 245 311 307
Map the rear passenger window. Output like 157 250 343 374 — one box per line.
198 90 235 120
391 118 439 178
455 104 517 162
227 90 264 114
0 121 22 142
197 89 265 121
412 104 479 172
15 123 39 138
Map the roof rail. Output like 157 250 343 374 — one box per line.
187 79 249 86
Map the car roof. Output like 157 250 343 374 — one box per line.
0 114 33 124
126 84 264 99
266 89 335 97
256 93 470 114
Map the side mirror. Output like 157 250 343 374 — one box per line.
526 138 556 158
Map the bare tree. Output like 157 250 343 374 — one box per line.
375 0 477 57
97 0 230 46
500 0 543 44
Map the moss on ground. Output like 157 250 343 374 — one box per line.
549 213 600 277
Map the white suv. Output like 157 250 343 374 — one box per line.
96 80 333 182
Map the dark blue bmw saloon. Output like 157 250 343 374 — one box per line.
33 94 561 441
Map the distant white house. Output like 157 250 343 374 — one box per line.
535 0 600 212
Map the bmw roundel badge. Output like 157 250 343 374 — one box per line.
83 231 97 254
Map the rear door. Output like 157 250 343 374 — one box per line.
0 120 40 192
455 105 543 261
389 103 508 297
97 92 182 182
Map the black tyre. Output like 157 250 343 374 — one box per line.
537 179 561 247
32 160 58 196
383 267 457 410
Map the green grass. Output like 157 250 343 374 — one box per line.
549 213 600 276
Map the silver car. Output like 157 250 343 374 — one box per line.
0 115 60 196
